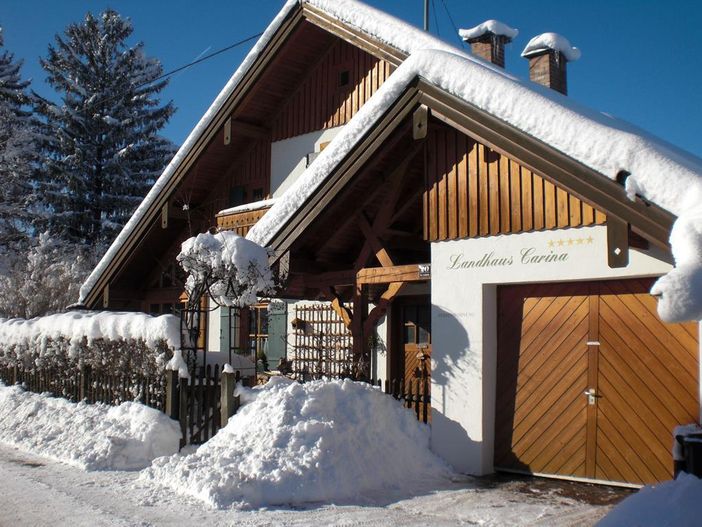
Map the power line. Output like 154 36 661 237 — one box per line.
143 32 264 89
46 31 266 116
430 0 440 37
439 0 466 48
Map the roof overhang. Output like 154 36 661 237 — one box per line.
263 76 675 261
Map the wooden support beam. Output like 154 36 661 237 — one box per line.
357 263 431 285
364 281 405 335
358 214 395 268
607 216 629 268
351 283 368 377
329 290 353 330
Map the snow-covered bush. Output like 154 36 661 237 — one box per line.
0 232 95 319
0 312 177 399
177 230 276 308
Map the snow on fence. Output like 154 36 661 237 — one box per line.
0 311 179 408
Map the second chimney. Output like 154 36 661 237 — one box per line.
521 33 581 95
459 20 518 68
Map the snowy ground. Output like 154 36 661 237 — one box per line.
0 442 620 527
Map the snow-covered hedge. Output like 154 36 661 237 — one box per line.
0 311 178 383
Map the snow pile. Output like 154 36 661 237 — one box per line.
177 230 275 307
521 32 581 61
459 20 518 41
0 383 180 470
0 311 180 351
143 378 452 509
598 472 702 527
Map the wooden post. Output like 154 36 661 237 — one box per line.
165 370 180 420
220 370 240 428
12 365 17 385
80 365 91 402
178 377 189 449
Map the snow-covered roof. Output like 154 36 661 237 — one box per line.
521 32 581 62
78 0 482 306
458 20 518 41
80 0 702 323
247 47 702 323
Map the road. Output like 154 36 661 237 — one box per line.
0 442 620 527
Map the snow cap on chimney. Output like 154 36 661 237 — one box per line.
459 19 518 68
521 32 581 62
521 32 580 95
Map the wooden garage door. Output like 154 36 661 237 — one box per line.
494 279 699 485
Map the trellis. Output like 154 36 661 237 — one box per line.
291 303 354 379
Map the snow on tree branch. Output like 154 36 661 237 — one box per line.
177 230 276 308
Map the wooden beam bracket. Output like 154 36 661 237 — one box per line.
413 104 429 140
607 216 629 268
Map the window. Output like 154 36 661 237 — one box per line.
220 307 242 355
248 304 269 366
252 187 264 201
338 69 350 87
228 185 247 207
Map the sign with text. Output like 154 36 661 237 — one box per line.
446 235 595 271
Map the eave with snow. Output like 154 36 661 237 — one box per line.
76 0 702 490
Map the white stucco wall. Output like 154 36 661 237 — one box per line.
430 225 676 475
270 127 342 197
207 301 221 353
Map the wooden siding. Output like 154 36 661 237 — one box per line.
424 127 606 241
495 279 699 485
216 207 271 237
271 38 392 141
226 139 271 199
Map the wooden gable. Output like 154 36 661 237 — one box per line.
424 126 606 242
85 8 404 310
272 38 393 141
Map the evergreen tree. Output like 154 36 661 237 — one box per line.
34 10 175 246
0 28 38 250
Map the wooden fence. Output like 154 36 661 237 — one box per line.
369 375 431 424
166 365 231 447
1 363 429 450
0 364 165 411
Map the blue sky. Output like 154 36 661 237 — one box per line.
1 0 700 157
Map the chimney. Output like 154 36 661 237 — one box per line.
459 20 518 68
521 33 581 95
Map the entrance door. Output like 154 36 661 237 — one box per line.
494 279 699 485
391 299 431 385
